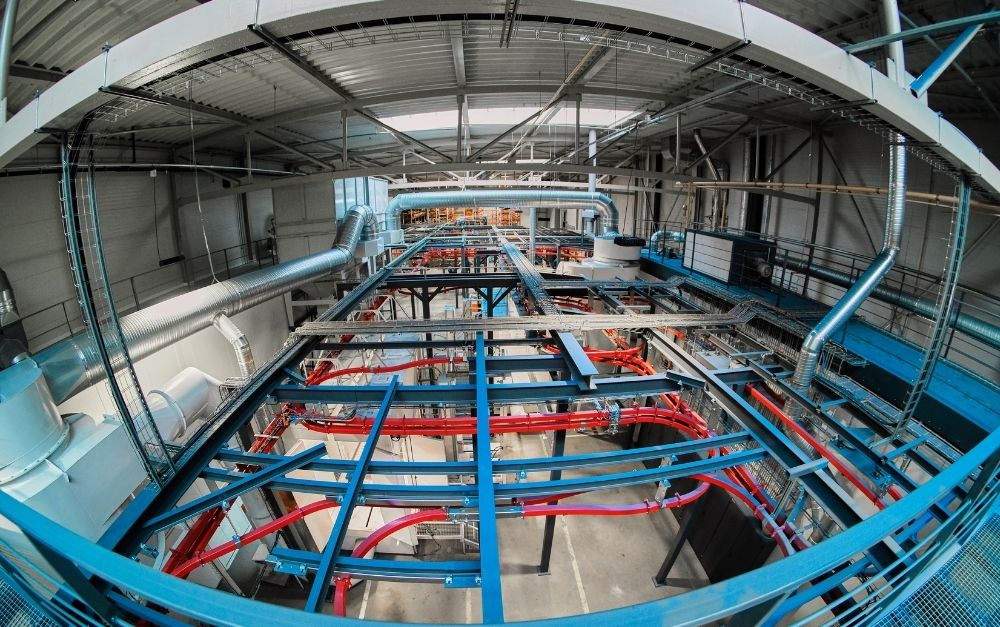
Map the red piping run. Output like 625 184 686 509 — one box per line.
745 384 902 508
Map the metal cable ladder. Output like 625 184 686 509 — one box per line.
59 147 174 486
894 180 972 436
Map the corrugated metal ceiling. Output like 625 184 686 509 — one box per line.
2 0 997 171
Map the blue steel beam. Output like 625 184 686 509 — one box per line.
910 25 982 96
213 431 752 476
199 447 763 504
271 373 699 405
269 547 480 583
105 238 430 556
316 338 555 352
0 424 996 627
475 332 504 623
139 443 327 536
649 329 900 571
843 10 1000 53
552 331 600 390
304 376 400 613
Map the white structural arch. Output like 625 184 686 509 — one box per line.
0 0 996 195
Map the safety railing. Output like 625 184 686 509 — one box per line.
0 414 995 626
17 238 276 353
639 219 1000 385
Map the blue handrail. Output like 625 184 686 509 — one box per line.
0 423 997 625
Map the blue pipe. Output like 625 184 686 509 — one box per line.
910 24 982 97
385 190 622 237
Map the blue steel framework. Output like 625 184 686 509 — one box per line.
0 219 998 625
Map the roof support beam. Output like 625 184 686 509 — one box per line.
99 86 252 124
467 95 566 161
1 0 997 198
175 161 706 205
451 28 467 89
248 24 352 100
352 108 452 162
254 131 334 171
843 10 1000 53
9 62 66 83
248 23 451 163
191 84 668 150
685 118 753 172
909 24 981 97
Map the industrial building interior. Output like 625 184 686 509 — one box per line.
1 0 1000 625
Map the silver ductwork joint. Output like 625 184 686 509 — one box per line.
212 313 256 379
0 267 18 327
789 140 907 395
34 204 378 403
385 190 622 237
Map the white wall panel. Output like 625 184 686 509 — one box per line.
273 181 337 261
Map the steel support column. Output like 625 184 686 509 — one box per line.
304 376 400 612
474 332 504 622
538 399 569 575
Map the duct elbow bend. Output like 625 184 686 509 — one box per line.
212 313 255 378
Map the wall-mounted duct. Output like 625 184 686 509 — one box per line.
774 255 1000 351
385 190 622 236
33 204 378 404
789 141 907 395
146 367 223 442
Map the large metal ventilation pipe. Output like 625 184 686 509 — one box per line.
774 256 1000 351
789 142 907 395
385 190 622 236
34 204 379 404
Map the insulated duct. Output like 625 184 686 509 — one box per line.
34 204 378 404
212 313 256 379
775 255 1000 351
385 190 621 236
789 141 907 394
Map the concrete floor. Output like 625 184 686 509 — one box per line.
339 430 709 623
263 273 710 622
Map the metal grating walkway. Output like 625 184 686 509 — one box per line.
0 581 57 627
874 514 1000 626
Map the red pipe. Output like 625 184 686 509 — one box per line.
331 481 713 616
522 481 708 517
333 509 449 615
170 500 341 578
310 356 461 385
745 385 890 509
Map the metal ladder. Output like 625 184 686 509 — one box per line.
60 141 174 486
894 179 971 436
